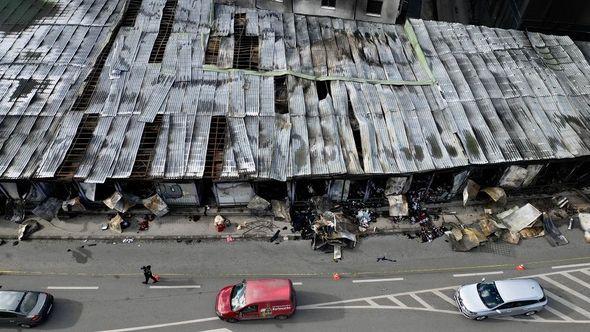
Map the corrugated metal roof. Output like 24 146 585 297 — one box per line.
2 0 590 183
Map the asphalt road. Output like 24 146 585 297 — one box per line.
1 229 590 331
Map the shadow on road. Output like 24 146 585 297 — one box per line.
37 298 83 330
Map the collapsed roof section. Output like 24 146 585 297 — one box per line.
1 0 590 183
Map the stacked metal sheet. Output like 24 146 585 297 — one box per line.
2 0 590 183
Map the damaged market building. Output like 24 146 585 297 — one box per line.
1 0 590 217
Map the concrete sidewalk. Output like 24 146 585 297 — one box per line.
0 213 420 241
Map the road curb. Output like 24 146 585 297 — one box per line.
0 225 420 242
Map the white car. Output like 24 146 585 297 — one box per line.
454 279 547 320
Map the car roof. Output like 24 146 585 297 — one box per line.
0 291 25 311
495 279 544 303
245 279 291 305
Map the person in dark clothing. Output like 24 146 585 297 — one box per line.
141 265 158 284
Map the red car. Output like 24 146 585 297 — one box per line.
215 278 296 322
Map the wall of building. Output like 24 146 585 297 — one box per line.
292 0 355 20
254 0 293 12
355 0 401 23
469 0 590 41
236 0 403 24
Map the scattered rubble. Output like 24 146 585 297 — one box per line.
311 211 357 258
17 219 41 240
108 214 124 233
269 230 280 242
214 215 230 232
6 200 25 223
271 200 290 222
62 197 86 212
142 194 169 217
542 213 568 246
497 203 542 233
247 195 270 215
32 197 62 221
103 191 136 213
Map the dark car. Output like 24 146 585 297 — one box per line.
0 291 53 328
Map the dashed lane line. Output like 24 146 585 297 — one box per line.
47 286 99 290
149 285 201 289
352 277 404 284
452 271 503 277
292 282 303 285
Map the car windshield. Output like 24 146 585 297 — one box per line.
18 292 39 314
231 282 246 311
477 282 504 308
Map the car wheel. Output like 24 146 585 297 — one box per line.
524 310 537 316
19 324 32 328
275 315 289 320
474 316 487 321
225 318 238 323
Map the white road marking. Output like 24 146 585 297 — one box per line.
199 329 232 332
551 263 590 270
409 293 433 309
149 285 201 289
352 277 404 284
539 276 590 304
386 295 407 307
544 289 590 319
562 272 590 289
292 282 303 286
308 305 462 315
47 286 99 290
545 305 574 322
365 299 380 307
530 314 546 321
96 317 218 332
579 269 590 277
432 290 457 307
452 271 504 277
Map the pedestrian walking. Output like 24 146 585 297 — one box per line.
141 265 159 284
203 205 210 216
